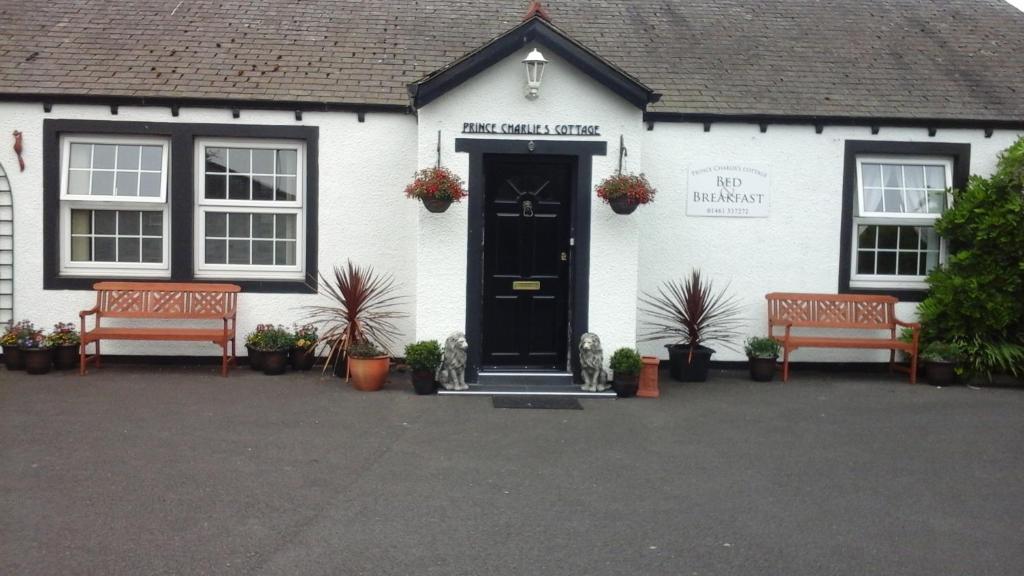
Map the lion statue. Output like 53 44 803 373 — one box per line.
436 331 469 391
578 332 609 391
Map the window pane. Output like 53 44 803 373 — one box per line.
116 145 140 170
862 188 882 212
94 237 116 262
91 171 115 196
70 144 91 168
117 211 140 235
228 148 250 174
118 238 140 262
68 170 91 195
905 190 927 213
861 163 881 188
71 210 92 234
252 213 275 238
228 239 250 264
925 165 946 189
141 238 162 263
897 252 917 276
205 148 227 173
277 150 297 175
927 191 945 213
877 251 897 274
898 226 918 249
228 213 250 238
882 189 903 213
920 227 939 251
857 251 875 275
205 174 226 200
205 212 227 237
877 226 898 249
252 149 274 174
139 173 162 197
71 237 91 261
275 176 297 202
228 175 250 200
882 165 902 188
903 165 925 188
93 145 116 169
115 171 139 197
857 225 876 249
94 211 116 235
275 241 296 266
141 212 163 236
276 214 296 239
205 239 226 264
252 240 274 264
922 251 940 275
252 175 274 201
140 146 163 171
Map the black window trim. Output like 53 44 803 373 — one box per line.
839 140 970 302
43 119 318 293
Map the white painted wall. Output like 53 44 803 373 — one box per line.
0 102 419 357
638 123 1024 361
414 42 645 366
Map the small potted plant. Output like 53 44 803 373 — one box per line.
257 325 295 376
744 336 781 382
404 340 442 395
19 328 53 375
45 322 81 370
404 166 467 213
291 323 318 371
921 341 959 386
245 324 274 371
348 340 390 391
596 172 656 215
609 347 642 397
2 320 36 370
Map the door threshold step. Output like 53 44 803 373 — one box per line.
439 383 615 397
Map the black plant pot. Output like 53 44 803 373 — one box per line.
3 345 25 370
53 344 79 370
925 360 956 386
262 350 290 375
22 348 54 375
246 345 265 371
411 370 437 395
609 197 639 215
612 372 639 397
422 197 452 213
748 356 778 382
666 345 715 382
291 347 317 371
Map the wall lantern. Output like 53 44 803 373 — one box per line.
522 48 548 100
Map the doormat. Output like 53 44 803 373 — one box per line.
493 396 583 410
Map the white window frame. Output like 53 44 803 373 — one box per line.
58 135 171 277
849 155 953 290
193 138 305 280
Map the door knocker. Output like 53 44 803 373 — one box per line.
506 179 549 218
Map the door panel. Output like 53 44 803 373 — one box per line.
482 155 573 370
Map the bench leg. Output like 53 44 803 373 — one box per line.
909 350 918 385
80 341 87 375
94 341 101 369
782 347 790 382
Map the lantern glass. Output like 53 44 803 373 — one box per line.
522 48 548 99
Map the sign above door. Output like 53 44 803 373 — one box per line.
462 122 601 136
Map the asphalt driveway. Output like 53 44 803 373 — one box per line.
2 365 1022 576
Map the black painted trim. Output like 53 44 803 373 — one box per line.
42 119 319 293
644 111 1024 131
838 140 971 302
410 17 657 110
0 92 408 115
455 137 606 382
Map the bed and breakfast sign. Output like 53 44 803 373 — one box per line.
687 164 770 217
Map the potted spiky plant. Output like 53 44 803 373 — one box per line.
347 341 390 391
305 260 406 390
640 270 744 382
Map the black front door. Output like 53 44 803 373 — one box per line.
481 154 574 370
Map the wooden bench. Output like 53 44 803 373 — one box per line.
80 282 241 377
766 292 920 383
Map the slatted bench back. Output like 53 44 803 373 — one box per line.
766 292 898 330
93 282 240 319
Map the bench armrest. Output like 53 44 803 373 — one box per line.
79 306 99 318
894 319 920 330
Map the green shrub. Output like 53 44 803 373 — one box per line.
921 342 960 363
918 136 1024 379
255 325 294 351
348 340 385 358
744 336 781 359
404 340 442 372
609 347 643 375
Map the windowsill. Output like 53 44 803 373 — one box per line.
840 283 928 303
45 274 317 294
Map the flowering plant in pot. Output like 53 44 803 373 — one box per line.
921 341 960 386
347 340 390 391
18 327 53 375
596 173 656 215
1 320 37 370
291 323 319 371
640 269 743 382
255 325 295 376
404 340 442 395
44 322 81 370
609 347 642 397
404 166 467 213
244 324 275 371
744 336 781 382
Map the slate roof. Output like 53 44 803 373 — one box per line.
1 0 1023 121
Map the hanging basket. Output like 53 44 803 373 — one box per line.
596 173 655 215
405 166 466 213
421 197 453 213
609 197 639 215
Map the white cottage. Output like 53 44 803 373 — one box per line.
0 0 1022 382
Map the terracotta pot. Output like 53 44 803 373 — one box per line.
22 348 53 375
2 345 25 370
925 360 956 386
348 355 390 391
748 356 778 382
53 344 79 370
411 369 437 395
262 350 290 375
422 197 452 213
246 345 265 371
612 372 639 397
291 347 317 371
666 345 715 382
638 356 661 398
609 197 639 215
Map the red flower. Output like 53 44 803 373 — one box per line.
595 173 656 205
405 166 467 202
